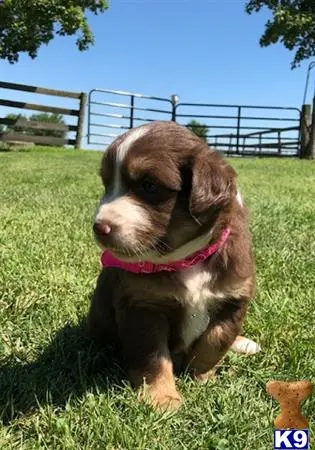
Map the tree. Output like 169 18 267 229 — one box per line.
246 0 315 68
0 0 108 63
187 120 209 142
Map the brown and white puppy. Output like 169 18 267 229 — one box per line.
88 121 259 409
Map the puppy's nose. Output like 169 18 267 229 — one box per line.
93 221 111 236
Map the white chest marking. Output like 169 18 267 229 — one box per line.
179 264 216 351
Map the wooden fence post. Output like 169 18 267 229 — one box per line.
299 104 311 158
309 97 315 160
75 92 87 149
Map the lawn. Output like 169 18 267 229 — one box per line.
0 148 314 450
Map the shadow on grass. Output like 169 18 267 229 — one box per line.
0 318 126 425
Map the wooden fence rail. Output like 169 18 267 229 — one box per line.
0 81 86 148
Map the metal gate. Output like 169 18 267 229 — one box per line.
88 88 301 156
88 89 174 147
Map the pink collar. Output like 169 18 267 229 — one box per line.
100 228 230 274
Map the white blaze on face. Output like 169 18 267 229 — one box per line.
95 125 152 249
102 125 151 204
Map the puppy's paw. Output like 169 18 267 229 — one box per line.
230 336 261 355
152 392 183 410
193 369 216 384
140 385 183 410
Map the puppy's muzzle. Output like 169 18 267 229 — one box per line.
93 221 111 236
93 220 114 247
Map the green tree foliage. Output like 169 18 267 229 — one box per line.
0 0 108 63
187 120 209 142
246 0 315 68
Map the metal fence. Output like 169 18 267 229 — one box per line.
88 89 174 147
87 88 302 156
175 103 301 156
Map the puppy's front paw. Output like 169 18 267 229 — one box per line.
140 385 183 410
193 369 216 384
230 336 261 355
152 391 183 410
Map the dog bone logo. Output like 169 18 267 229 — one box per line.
266 380 313 429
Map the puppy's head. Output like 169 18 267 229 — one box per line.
93 121 236 262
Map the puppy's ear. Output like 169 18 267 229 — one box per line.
189 149 236 215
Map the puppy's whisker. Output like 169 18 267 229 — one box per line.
151 245 164 257
136 248 145 258
153 237 173 252
190 213 202 226
133 244 148 259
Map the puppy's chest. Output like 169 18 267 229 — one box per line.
178 264 219 351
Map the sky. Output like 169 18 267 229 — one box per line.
0 0 314 148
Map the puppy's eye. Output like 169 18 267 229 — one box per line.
134 177 173 204
141 179 158 194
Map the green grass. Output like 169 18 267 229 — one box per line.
0 148 314 450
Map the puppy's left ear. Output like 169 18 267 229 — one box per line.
189 149 236 215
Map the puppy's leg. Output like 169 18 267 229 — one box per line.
87 272 118 345
186 299 248 382
119 307 182 410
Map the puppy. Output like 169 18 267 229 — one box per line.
88 121 259 409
